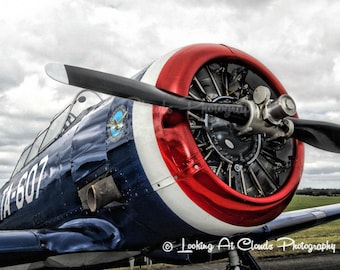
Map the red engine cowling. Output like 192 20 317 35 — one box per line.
133 44 304 236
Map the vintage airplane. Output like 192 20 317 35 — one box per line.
0 43 339 269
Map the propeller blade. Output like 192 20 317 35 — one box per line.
289 117 340 153
45 63 249 125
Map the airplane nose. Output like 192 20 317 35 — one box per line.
134 44 304 233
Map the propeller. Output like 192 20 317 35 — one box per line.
45 63 249 125
289 117 340 153
45 63 340 153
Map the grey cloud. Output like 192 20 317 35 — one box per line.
304 166 340 175
2 0 340 190
0 56 25 91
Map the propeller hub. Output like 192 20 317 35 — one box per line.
237 86 296 140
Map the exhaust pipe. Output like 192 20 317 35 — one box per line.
87 176 122 212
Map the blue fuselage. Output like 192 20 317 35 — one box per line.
0 96 200 250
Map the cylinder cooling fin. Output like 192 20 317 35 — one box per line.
189 60 294 198
150 44 304 227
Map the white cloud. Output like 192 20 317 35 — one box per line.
332 54 340 84
1 0 340 189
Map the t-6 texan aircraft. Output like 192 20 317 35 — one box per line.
0 44 339 269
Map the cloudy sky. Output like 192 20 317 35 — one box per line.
1 0 340 189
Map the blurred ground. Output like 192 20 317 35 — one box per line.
146 253 339 270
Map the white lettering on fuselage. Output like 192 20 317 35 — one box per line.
0 155 49 221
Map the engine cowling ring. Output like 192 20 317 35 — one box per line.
150 44 304 227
